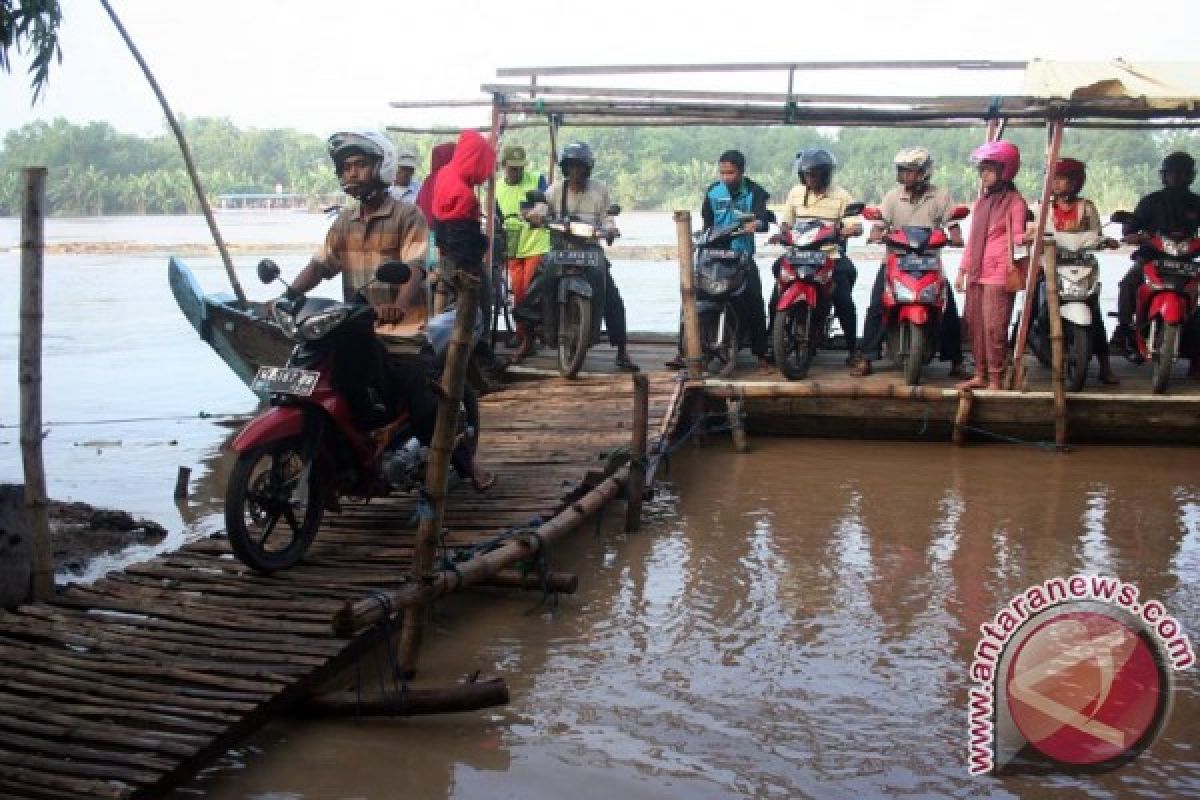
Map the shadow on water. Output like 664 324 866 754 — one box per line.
172 437 1200 800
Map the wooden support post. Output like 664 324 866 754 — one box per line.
173 466 191 499
479 570 578 594
19 167 53 602
674 211 704 380
952 390 974 446
1041 244 1068 447
625 373 649 532
726 395 748 452
1011 118 1064 390
398 273 480 676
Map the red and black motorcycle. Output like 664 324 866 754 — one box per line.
771 204 863 380
225 259 478 572
862 204 969 385
1112 211 1200 393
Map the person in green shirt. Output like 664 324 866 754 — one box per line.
494 144 549 360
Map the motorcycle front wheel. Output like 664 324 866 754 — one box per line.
1064 322 1092 393
1151 321 1179 395
773 306 813 380
702 306 740 378
901 322 926 386
557 293 592 379
226 435 324 573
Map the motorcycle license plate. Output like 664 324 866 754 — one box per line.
1162 260 1200 278
701 248 740 260
900 255 940 271
252 366 319 396
547 249 600 268
786 250 825 266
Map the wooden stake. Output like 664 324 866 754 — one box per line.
98 0 246 308
173 466 191 500
726 396 748 452
674 211 704 380
398 274 479 675
952 390 974 446
19 167 53 602
625 373 649 532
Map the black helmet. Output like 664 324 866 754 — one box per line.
1160 152 1196 185
559 142 595 173
795 148 837 184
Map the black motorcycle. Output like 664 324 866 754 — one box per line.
692 214 758 377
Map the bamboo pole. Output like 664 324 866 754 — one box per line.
625 373 649 532
726 397 748 452
334 465 630 636
1011 119 1064 390
675 211 704 380
303 678 509 718
19 167 53 602
1041 244 1068 446
698 380 961 401
397 275 479 675
98 0 246 308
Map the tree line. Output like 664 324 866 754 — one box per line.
1 116 1196 217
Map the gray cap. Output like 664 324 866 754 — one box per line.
396 146 419 169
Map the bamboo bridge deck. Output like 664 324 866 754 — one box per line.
0 373 685 800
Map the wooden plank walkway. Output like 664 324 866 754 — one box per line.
0 373 685 800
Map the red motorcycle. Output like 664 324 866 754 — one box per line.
225 259 479 572
1112 211 1200 393
771 204 863 379
862 204 969 385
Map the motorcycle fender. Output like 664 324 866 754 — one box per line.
1059 301 1092 327
230 406 307 453
558 275 592 303
1150 293 1187 325
897 305 929 326
776 282 814 312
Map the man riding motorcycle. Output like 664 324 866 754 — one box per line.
776 148 862 363
854 146 965 377
280 128 493 491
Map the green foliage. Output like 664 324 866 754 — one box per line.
1 0 63 102
1 116 1196 217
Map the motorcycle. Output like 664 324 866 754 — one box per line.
1027 230 1113 392
1111 211 1200 394
771 204 864 380
224 259 480 573
691 212 759 377
862 204 969 385
516 201 622 378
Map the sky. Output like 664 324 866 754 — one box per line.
2 0 1198 139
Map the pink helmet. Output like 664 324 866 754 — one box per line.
971 140 1021 182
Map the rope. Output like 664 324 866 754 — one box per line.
0 410 246 429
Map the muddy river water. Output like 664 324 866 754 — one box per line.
1 213 1197 798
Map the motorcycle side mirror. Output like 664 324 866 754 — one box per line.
949 204 971 222
607 203 622 217
842 202 865 217
765 210 777 224
375 261 412 285
1025 208 1035 222
1110 210 1135 226
861 206 883 221
257 258 281 284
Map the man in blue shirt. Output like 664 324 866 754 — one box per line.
670 149 772 372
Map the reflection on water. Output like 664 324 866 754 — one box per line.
174 438 1200 800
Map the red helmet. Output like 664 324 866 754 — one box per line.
1053 157 1087 189
971 140 1021 182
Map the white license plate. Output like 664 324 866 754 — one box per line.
252 366 319 396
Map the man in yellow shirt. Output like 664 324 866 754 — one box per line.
494 144 549 359
779 148 863 363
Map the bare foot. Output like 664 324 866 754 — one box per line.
756 358 774 375
955 376 987 391
471 468 496 492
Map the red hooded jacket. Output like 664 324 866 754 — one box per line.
432 130 495 223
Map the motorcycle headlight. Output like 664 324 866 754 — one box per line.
273 304 299 339
299 308 350 341
893 283 917 303
917 284 940 304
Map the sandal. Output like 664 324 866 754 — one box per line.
615 354 640 372
471 469 497 492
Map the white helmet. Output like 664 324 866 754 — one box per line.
894 146 933 182
327 129 399 185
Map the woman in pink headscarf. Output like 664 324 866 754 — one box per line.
956 140 1029 391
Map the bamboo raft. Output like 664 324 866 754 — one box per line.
0 373 685 800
